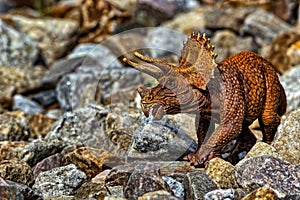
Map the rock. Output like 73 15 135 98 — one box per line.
45 104 118 153
211 30 257 62
68 44 123 68
0 111 30 141
56 65 142 111
286 40 300 66
241 9 291 46
33 164 87 199
105 185 124 199
32 90 57 107
162 10 205 34
204 188 247 200
0 20 38 66
0 141 28 160
205 157 239 189
235 156 300 199
0 65 45 94
42 56 87 86
27 114 56 139
13 95 44 114
106 107 141 153
245 142 282 159
126 117 197 163
75 182 106 200
5 180 42 200
268 30 300 74
272 108 300 165
7 139 66 167
183 170 218 200
62 147 123 180
92 169 111 185
32 153 64 179
124 162 172 200
241 187 277 200
138 190 179 200
204 7 255 32
106 161 195 187
279 67 300 112
0 160 34 186
162 176 184 199
145 28 185 58
6 15 78 65
0 185 24 200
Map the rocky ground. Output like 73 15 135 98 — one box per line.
0 0 300 199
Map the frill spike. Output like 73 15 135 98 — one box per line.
177 32 218 90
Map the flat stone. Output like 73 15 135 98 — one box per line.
0 20 38 66
0 160 34 186
33 164 87 199
241 9 291 46
205 157 239 189
0 111 29 141
235 156 300 198
183 170 218 200
92 169 111 185
32 90 57 107
62 147 123 180
272 108 300 165
13 95 44 115
204 188 247 200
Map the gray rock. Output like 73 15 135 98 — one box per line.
241 9 292 46
7 139 66 167
45 104 120 155
0 20 38 67
145 28 185 58
32 90 57 107
279 66 300 112
204 188 247 200
5 180 42 200
272 108 300 165
183 170 218 200
13 95 44 114
56 65 143 111
126 117 197 162
0 111 29 141
235 156 300 199
124 162 172 199
33 164 87 199
8 15 78 65
162 176 185 199
68 44 122 69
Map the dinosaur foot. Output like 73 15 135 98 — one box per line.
183 150 219 167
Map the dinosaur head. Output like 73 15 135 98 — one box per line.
123 32 217 120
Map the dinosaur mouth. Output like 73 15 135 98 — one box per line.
150 104 165 120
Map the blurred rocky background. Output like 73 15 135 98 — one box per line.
0 0 300 199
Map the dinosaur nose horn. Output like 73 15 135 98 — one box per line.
137 86 148 97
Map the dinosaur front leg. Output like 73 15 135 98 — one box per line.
188 122 243 167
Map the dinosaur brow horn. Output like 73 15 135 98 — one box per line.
123 57 163 79
133 52 177 74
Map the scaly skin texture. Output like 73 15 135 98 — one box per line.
123 32 287 167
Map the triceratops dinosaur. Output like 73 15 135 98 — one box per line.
123 32 286 167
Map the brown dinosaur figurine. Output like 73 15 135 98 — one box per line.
123 32 287 167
